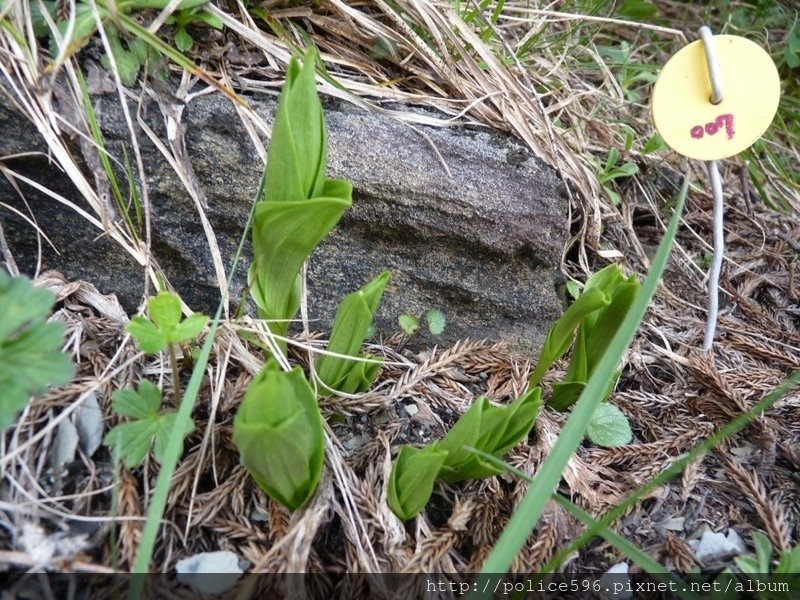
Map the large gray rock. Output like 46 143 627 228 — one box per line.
0 81 567 351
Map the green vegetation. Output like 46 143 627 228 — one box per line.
32 0 220 85
398 309 447 336
104 380 194 468
389 387 541 520
232 361 324 510
4 0 799 587
248 49 351 347
474 176 688 580
0 272 74 430
316 272 390 395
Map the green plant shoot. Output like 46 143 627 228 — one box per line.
387 444 448 521
104 380 194 468
388 387 541 520
232 360 325 511
316 271 390 395
249 49 352 348
530 264 639 409
0 272 74 430
548 264 639 411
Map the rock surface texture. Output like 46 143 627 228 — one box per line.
0 84 568 351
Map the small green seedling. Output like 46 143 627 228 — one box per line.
398 314 420 336
249 49 352 348
596 147 639 206
0 272 74 430
103 380 194 468
165 3 223 52
316 272 390 395
531 264 639 448
388 387 541 520
398 309 446 336
233 360 324 510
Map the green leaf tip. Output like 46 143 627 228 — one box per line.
388 444 449 521
233 360 325 511
316 271 390 395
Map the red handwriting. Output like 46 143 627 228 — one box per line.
690 114 735 140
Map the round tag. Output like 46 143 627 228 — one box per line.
651 35 780 161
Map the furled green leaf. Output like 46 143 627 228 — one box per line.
398 314 420 335
389 387 542 518
316 271 390 394
0 272 74 430
529 287 610 387
439 389 541 484
339 354 384 395
104 380 195 468
486 387 542 455
586 403 632 448
250 192 351 339
127 292 209 354
262 49 326 205
232 361 325 510
437 397 487 481
426 309 446 335
388 444 448 520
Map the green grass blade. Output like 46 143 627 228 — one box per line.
473 175 689 581
552 496 696 600
542 367 800 573
467 447 694 598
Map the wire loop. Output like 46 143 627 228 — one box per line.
698 26 724 104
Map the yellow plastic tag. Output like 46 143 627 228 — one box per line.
651 35 780 161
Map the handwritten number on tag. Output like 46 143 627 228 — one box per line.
690 114 735 140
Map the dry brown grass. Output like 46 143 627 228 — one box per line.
1 0 799 583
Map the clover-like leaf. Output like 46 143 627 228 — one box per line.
586 403 632 448
398 314 419 335
0 272 74 430
127 292 209 354
103 380 195 468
